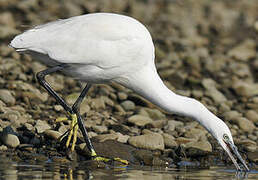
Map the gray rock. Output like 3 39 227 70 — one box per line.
44 130 62 140
227 39 256 61
93 133 118 142
175 137 196 145
90 97 106 109
128 133 164 151
0 25 19 39
35 120 51 133
0 133 20 148
147 119 167 129
116 132 130 143
235 117 255 133
121 100 135 111
184 128 206 140
128 115 153 127
245 110 258 123
162 133 178 148
184 141 212 156
0 89 15 106
143 108 166 119
223 111 242 121
232 80 258 97
166 120 184 132
0 145 7 151
92 125 108 133
117 92 128 101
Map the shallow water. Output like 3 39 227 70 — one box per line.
0 154 257 180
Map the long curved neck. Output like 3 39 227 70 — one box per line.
116 66 219 132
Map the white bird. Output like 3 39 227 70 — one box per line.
10 13 249 171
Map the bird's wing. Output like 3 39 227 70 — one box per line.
11 13 150 68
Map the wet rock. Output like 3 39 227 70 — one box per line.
162 133 178 148
175 137 196 145
54 105 63 112
0 25 19 39
232 80 258 97
0 145 8 151
0 127 20 148
147 119 167 129
238 139 257 152
245 110 258 123
117 92 128 101
184 141 212 156
227 39 256 61
35 120 51 133
0 89 15 106
223 110 242 121
166 120 184 132
93 133 118 142
92 125 108 133
22 91 49 103
128 115 153 127
184 128 206 140
234 117 255 133
90 97 106 109
143 108 166 119
247 151 258 163
121 100 135 111
128 133 164 151
44 130 62 140
116 132 130 143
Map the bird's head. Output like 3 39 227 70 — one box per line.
210 119 249 171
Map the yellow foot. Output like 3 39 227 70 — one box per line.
90 149 129 165
56 113 78 152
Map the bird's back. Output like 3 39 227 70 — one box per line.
10 13 154 69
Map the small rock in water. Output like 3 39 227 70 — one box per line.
0 127 20 148
184 141 212 156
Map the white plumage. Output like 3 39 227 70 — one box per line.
10 13 249 171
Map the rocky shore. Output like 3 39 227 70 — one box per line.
0 0 257 169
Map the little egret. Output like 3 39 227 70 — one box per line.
10 13 249 171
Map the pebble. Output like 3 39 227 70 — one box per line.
234 117 255 133
116 132 130 143
143 108 166 119
128 133 164 151
184 141 212 156
184 128 206 140
121 100 135 111
227 39 256 61
0 89 15 105
93 133 118 142
35 120 51 133
117 92 128 101
162 133 178 148
128 115 153 127
245 110 258 123
92 125 108 133
0 133 20 148
44 130 62 140
147 119 167 129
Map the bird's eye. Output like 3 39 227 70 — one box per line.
223 134 229 142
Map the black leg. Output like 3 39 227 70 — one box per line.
36 65 95 155
72 83 96 154
36 65 73 114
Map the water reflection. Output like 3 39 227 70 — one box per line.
0 153 257 180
